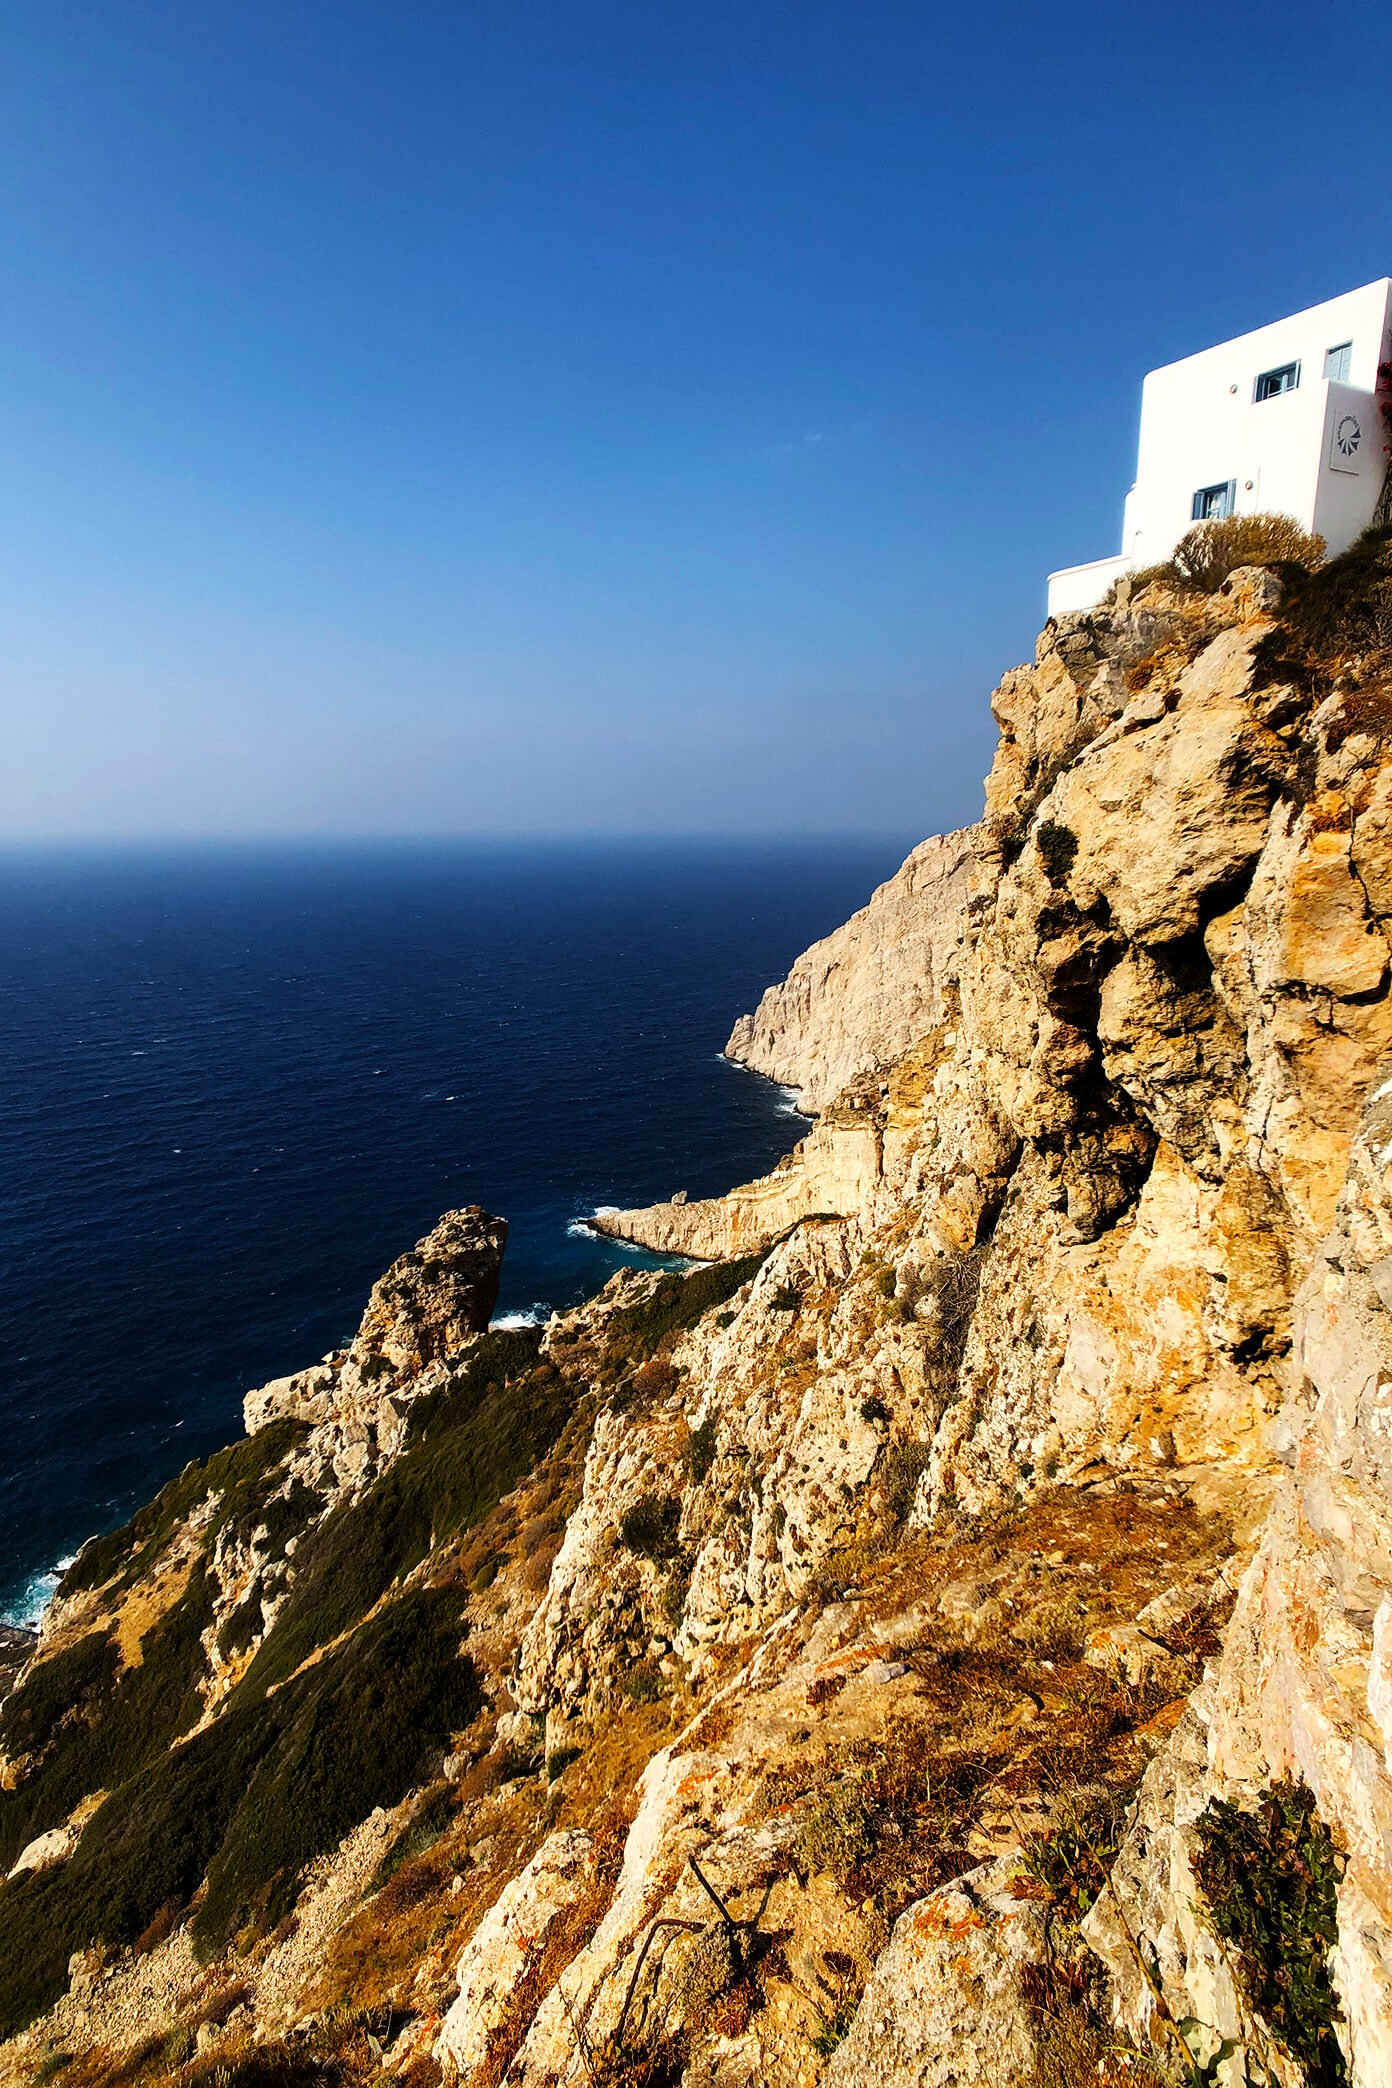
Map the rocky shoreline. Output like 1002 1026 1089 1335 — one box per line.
5 540 1392 2085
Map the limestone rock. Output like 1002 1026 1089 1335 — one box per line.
7 1824 78 1881
345 1205 507 1389
19 558 1392 2088
435 1830 595 2079
825 1859 1048 2087
724 828 984 1113
590 1090 888 1258
242 1360 335 1436
1088 1067 1392 2085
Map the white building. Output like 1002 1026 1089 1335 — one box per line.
1048 279 1392 618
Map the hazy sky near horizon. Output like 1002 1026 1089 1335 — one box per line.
4 3 1391 840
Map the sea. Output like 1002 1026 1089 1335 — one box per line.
0 838 911 1628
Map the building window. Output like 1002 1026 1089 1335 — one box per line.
1193 481 1235 522
1254 361 1300 401
1325 341 1353 383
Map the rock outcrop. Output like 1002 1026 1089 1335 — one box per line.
588 1070 898 1259
1086 1066 1392 2085
724 826 983 1112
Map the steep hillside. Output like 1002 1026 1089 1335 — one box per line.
5 533 1392 2088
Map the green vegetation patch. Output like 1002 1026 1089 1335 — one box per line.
0 1586 477 2035
1015 1798 1120 1921
603 1253 767 1368
370 1779 457 1890
0 1565 215 1873
0 1628 118 1764
242 1328 565 1693
58 1420 308 1598
621 1658 663 1704
1035 820 1078 885
878 1440 933 1523
617 1492 681 1562
1193 1779 1348 2086
198 1589 478 1947
686 1413 718 1484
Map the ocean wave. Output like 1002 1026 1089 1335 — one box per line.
566 1207 619 1243
1 1553 75 1632
490 1305 551 1330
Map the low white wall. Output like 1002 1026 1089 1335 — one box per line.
1047 553 1133 618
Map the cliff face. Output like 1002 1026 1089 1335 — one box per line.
723 827 985 1113
5 537 1392 2088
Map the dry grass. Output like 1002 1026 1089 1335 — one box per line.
1170 513 1326 593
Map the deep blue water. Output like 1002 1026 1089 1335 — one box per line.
0 839 909 1625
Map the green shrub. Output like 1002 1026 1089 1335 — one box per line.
797 1778 876 1886
1170 512 1325 593
1274 525 1392 669
1193 1779 1348 2085
1014 1594 1089 1660
618 1493 681 1562
659 1557 692 1628
860 1394 889 1426
162 2024 196 2066
879 1440 932 1523
547 1746 582 1784
1035 820 1078 884
621 1659 663 1704
811 1990 858 2059
686 1413 718 1484
1016 1799 1120 1921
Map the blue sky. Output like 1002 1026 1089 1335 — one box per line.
3 1 1389 839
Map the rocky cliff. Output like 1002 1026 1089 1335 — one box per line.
5 531 1392 2088
723 827 985 1113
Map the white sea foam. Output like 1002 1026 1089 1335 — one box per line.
717 1052 808 1118
490 1305 551 1330
2 1553 76 1633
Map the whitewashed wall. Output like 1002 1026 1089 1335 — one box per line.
1049 279 1392 618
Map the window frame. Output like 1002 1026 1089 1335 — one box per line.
1253 361 1300 402
1192 480 1236 523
